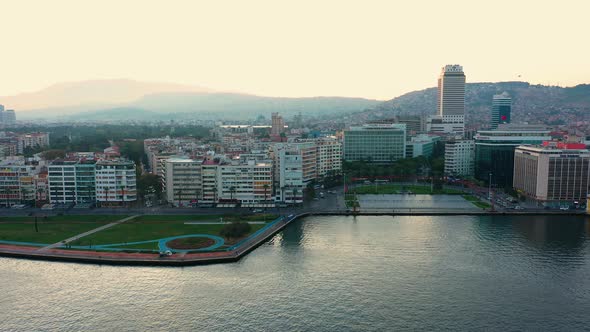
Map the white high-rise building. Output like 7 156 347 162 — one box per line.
315 138 342 177
271 143 316 204
435 64 466 136
444 140 475 177
217 158 273 205
95 160 137 206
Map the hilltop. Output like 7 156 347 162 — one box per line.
349 82 590 128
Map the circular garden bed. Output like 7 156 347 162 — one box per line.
166 236 216 250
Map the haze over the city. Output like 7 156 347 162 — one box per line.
1 0 588 103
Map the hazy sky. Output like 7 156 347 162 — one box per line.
1 0 588 100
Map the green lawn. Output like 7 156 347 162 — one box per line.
0 214 276 250
462 195 491 209
70 214 275 250
0 215 125 244
351 184 464 195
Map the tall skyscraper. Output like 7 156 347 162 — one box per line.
436 64 466 136
490 92 511 129
0 105 16 125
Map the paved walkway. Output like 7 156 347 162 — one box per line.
37 215 139 252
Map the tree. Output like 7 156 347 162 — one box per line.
41 150 66 160
137 174 162 199
120 185 126 206
229 186 236 201
262 184 270 212
177 188 183 207
103 187 110 207
220 222 252 239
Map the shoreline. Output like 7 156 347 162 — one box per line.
0 211 586 266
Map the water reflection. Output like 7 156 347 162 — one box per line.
2 215 590 331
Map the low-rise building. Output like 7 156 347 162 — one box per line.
406 134 440 158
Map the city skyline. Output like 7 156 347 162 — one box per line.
1 0 589 101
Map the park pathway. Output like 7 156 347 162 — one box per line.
37 215 139 252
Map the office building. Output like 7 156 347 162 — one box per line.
406 134 440 158
0 105 16 125
444 140 475 177
343 124 406 163
491 92 512 129
474 124 551 187
514 144 590 205
436 64 466 136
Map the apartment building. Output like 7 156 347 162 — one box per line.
95 159 137 206
48 159 97 204
163 158 202 207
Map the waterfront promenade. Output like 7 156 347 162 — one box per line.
0 186 586 266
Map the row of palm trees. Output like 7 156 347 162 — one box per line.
173 184 274 207
1 186 46 207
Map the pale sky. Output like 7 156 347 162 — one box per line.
1 0 589 100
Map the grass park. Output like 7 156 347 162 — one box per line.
350 184 464 195
461 195 492 209
0 215 125 244
0 214 277 251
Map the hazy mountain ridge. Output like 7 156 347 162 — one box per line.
357 82 590 127
1 79 210 113
60 93 380 121
6 79 380 120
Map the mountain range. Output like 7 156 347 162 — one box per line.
2 79 380 121
4 79 590 124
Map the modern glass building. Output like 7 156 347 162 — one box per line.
474 125 551 187
491 92 512 129
343 124 406 163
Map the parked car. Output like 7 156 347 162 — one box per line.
514 206 523 210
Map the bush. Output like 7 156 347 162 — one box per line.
220 222 252 239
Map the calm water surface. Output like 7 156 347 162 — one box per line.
2 215 590 331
